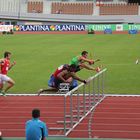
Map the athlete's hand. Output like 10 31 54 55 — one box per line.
10 61 16 69
95 59 100 62
83 80 87 84
89 60 94 65
0 59 4 64
12 61 16 66
96 67 101 72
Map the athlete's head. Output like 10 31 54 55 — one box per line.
4 51 11 59
32 108 40 118
68 64 77 72
63 64 69 70
81 51 88 58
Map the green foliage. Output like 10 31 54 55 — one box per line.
0 34 140 94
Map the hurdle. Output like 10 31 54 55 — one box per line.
62 68 107 136
59 83 70 94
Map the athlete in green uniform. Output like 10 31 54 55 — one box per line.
70 51 100 72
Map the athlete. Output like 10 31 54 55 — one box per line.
38 64 86 95
53 64 86 89
70 51 100 72
48 64 69 88
0 51 16 96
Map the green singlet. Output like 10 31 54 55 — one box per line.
70 55 80 66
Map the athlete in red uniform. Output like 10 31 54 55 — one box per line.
38 64 86 95
53 64 69 79
0 51 16 96
53 64 86 89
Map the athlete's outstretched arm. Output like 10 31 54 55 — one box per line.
79 56 94 64
70 72 86 84
9 61 16 70
80 63 96 71
0 59 4 63
57 70 68 83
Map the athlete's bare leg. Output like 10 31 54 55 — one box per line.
38 88 58 96
0 83 3 91
4 79 15 92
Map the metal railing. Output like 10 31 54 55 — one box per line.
63 68 107 136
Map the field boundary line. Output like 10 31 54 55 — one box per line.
1 93 140 97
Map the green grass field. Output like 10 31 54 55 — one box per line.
0 34 140 94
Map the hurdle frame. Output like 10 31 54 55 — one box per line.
63 68 107 136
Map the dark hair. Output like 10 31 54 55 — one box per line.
32 109 40 118
68 64 77 72
63 64 69 70
81 51 88 56
4 51 11 58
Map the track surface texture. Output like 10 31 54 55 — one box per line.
1 95 140 139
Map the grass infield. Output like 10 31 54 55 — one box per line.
0 34 140 94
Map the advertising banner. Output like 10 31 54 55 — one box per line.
128 30 138 34
3 24 140 32
88 24 116 31
128 24 140 30
88 24 140 31
0 25 13 32
104 28 112 34
13 24 86 31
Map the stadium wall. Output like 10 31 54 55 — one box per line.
1 13 140 24
0 0 140 24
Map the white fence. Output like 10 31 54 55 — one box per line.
63 68 107 136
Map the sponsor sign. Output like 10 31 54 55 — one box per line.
104 28 112 34
116 24 123 31
13 25 86 31
88 24 116 31
128 29 138 34
88 24 140 31
128 24 140 30
0 25 13 32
